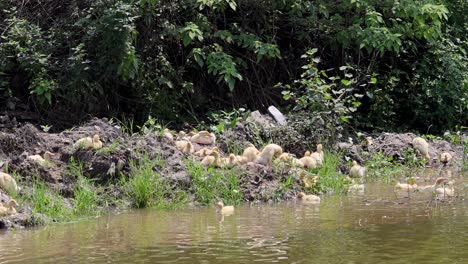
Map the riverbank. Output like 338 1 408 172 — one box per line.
0 116 466 230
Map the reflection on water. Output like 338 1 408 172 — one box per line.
0 181 467 263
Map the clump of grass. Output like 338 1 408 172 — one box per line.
72 176 98 216
366 151 408 182
96 140 120 155
120 154 185 209
309 151 350 194
23 176 72 221
185 158 243 205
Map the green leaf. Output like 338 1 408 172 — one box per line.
341 79 351 86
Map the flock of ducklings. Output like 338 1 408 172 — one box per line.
166 129 354 211
0 134 105 217
0 130 456 218
394 137 455 198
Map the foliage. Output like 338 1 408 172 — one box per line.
23 177 72 221
0 0 465 132
366 151 408 183
185 158 243 205
120 154 184 208
68 160 99 216
308 152 351 194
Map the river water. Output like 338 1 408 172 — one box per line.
0 181 467 263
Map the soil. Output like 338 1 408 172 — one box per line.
0 117 464 230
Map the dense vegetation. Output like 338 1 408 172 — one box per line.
0 0 466 133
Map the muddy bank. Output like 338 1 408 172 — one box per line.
0 116 465 229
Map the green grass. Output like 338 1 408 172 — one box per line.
96 140 120 155
366 151 409 183
23 176 72 221
120 154 186 209
185 158 243 205
72 176 99 216
308 151 351 194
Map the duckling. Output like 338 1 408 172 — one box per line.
395 182 418 191
222 154 238 168
0 172 18 195
190 131 216 145
309 144 324 166
299 171 317 188
291 158 305 168
297 192 321 203
234 155 249 165
348 183 365 193
440 152 453 166
349 160 366 178
412 137 430 160
435 179 454 197
216 201 234 214
201 151 222 167
254 147 276 166
27 151 55 167
242 143 261 162
162 128 174 141
194 147 209 157
418 177 448 192
0 199 19 217
279 153 292 162
175 140 194 154
262 144 283 158
74 134 103 150
299 156 318 169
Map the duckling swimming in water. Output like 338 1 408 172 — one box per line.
349 160 366 178
216 201 234 214
395 181 418 191
0 172 18 195
297 192 321 203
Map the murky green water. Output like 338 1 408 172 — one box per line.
0 181 467 263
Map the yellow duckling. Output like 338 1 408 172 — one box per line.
435 179 454 197
234 155 249 165
395 182 418 191
412 137 430 160
162 128 174 141
216 201 234 214
222 154 239 168
74 134 103 150
201 151 222 167
279 153 292 162
297 192 321 203
27 151 55 167
309 144 324 165
0 172 18 195
175 140 194 154
262 144 283 158
254 147 276 166
440 152 453 166
190 131 216 145
242 143 261 162
299 156 318 169
299 171 318 188
195 147 220 157
0 199 19 217
349 160 366 178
